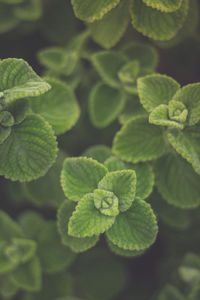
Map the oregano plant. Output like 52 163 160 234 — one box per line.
1 0 200 299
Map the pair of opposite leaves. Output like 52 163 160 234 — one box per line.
58 156 158 255
0 58 80 182
113 74 200 209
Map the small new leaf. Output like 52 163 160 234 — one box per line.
94 189 119 217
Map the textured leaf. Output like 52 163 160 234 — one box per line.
149 104 184 129
106 198 158 250
0 114 57 182
118 60 140 85
57 200 99 253
168 100 188 123
82 145 112 163
130 0 188 40
0 111 14 127
137 74 180 112
71 0 120 22
30 78 80 135
98 170 136 212
37 222 75 274
121 43 158 70
0 210 23 241
167 128 200 175
94 189 119 217
104 156 127 172
158 285 185 300
155 154 200 208
107 239 144 257
142 0 182 12
61 157 108 201
0 58 51 102
91 51 127 88
113 116 165 163
6 98 30 125
11 256 42 292
68 193 115 237
0 126 11 144
89 0 129 49
172 83 200 126
22 152 65 208
89 82 126 128
179 253 200 285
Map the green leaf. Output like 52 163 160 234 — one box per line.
106 198 158 250
0 241 18 274
5 238 37 264
14 0 42 21
0 58 51 103
0 210 23 241
30 78 80 135
172 83 200 126
6 98 30 125
94 189 119 217
71 0 120 22
155 153 200 208
0 274 19 298
91 51 127 88
179 253 200 284
104 156 127 172
137 74 180 112
22 151 66 208
118 60 140 85
61 157 108 201
11 256 42 292
37 222 75 274
130 0 188 40
0 114 57 182
107 239 144 257
89 82 126 128
98 170 136 212
121 43 158 70
168 100 188 123
57 200 99 253
113 116 165 163
142 0 182 12
82 145 112 163
167 128 200 175
0 126 11 144
89 0 129 49
158 285 185 300
18 212 45 240
68 193 115 237
0 111 14 127
149 104 184 129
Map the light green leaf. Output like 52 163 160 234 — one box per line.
82 145 112 163
89 0 129 49
121 43 158 70
0 111 14 127
91 51 127 88
172 83 200 126
11 256 42 292
0 58 51 103
37 222 75 274
0 114 57 182
104 156 127 172
107 239 144 257
98 170 136 212
0 126 11 144
30 78 80 135
57 200 99 253
61 157 108 201
113 116 166 163
179 253 200 285
168 100 188 123
155 153 200 208
149 104 184 129
22 151 65 208
6 98 30 125
118 60 140 85
89 82 126 128
167 128 200 175
0 241 18 274
158 285 185 300
94 189 119 217
142 0 182 12
0 210 23 241
137 74 180 112
71 0 120 22
106 198 158 250
68 193 115 237
130 0 188 40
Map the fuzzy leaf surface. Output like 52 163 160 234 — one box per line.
107 239 144 257
0 114 57 182
98 170 136 212
137 74 180 112
89 82 126 128
57 200 99 253
142 0 182 12
106 198 158 250
82 145 112 163
61 157 107 201
68 193 115 237
113 116 165 163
